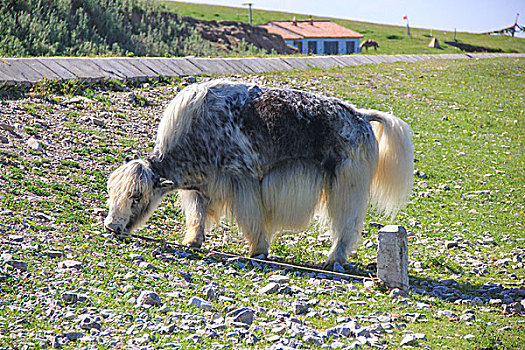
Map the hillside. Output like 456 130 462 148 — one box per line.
0 0 288 58
164 1 525 55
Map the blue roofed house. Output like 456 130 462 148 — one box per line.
261 19 363 55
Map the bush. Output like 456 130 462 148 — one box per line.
0 0 223 57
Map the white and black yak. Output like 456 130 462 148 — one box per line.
105 80 413 266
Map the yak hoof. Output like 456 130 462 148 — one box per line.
251 253 267 260
183 240 203 249
321 260 348 271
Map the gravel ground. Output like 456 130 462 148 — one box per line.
1 74 524 349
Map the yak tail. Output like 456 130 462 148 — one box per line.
363 110 414 217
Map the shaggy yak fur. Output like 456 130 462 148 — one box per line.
105 80 414 266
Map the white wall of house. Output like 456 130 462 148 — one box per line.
285 38 361 55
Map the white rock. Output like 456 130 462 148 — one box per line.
57 260 82 270
188 296 212 311
269 274 291 284
291 300 309 315
6 260 27 271
226 307 256 326
27 137 42 151
400 334 419 346
137 291 161 306
259 282 280 294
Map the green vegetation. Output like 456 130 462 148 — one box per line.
0 58 523 349
164 1 525 55
0 0 224 57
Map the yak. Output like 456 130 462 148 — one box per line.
104 80 413 267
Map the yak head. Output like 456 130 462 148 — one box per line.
104 158 175 235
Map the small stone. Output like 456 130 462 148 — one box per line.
463 334 475 340
291 300 309 315
417 181 429 189
259 282 280 294
437 310 457 318
400 334 419 346
158 305 171 313
0 122 14 132
51 335 61 348
503 302 525 315
62 292 79 304
43 250 63 258
1 253 13 262
57 260 82 270
471 297 483 306
271 324 287 335
78 314 101 330
269 274 291 284
138 261 156 270
27 137 42 151
91 118 105 127
188 296 212 311
460 313 475 321
363 280 375 289
8 234 23 242
203 282 224 301
128 254 144 262
137 290 162 307
63 332 83 341
6 260 27 271
35 212 53 221
389 288 408 298
446 240 459 249
226 307 256 326
330 341 346 348
267 334 281 343
303 334 323 346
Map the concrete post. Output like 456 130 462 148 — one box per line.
377 225 409 290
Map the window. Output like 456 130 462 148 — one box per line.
346 41 355 54
307 41 317 54
293 41 303 53
323 41 338 55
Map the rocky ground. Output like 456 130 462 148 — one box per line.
1 66 524 349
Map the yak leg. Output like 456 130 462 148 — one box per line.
180 190 209 248
233 181 270 258
324 161 371 267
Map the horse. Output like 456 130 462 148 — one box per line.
104 80 413 267
360 39 380 52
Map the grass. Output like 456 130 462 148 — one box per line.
0 57 524 349
164 1 525 55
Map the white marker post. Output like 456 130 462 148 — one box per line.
377 225 409 290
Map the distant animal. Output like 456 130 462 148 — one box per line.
105 80 413 267
360 39 380 51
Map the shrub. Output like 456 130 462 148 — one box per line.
0 0 224 57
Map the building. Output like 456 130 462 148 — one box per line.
261 19 363 55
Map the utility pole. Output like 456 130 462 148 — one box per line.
404 16 411 38
243 3 253 25
513 13 519 37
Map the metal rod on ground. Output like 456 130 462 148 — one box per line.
120 232 373 281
